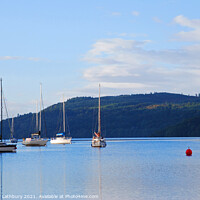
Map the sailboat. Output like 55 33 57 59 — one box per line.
0 79 17 152
22 84 48 146
91 84 106 148
50 96 72 144
10 117 18 143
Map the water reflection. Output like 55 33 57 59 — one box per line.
2 140 200 200
39 148 42 199
0 154 2 200
63 149 66 197
98 149 102 200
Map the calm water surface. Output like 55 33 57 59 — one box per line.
1 138 200 200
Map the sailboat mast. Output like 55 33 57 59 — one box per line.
36 100 38 131
98 84 101 134
0 79 2 142
63 95 65 133
39 83 42 133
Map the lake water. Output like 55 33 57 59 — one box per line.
1 138 200 200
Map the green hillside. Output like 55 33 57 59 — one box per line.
2 92 200 139
155 115 200 137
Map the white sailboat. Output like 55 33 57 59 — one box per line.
91 84 106 148
22 84 48 146
50 96 72 144
10 117 18 143
0 79 17 152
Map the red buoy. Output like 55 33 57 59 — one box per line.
186 148 192 156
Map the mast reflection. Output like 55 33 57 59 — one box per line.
0 154 2 200
98 149 102 200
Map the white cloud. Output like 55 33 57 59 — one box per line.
132 11 139 16
83 37 200 95
28 57 41 61
111 12 121 16
173 15 200 41
118 33 128 37
0 56 42 61
0 56 21 60
152 17 162 23
174 15 200 28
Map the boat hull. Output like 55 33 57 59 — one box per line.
50 137 72 144
0 142 17 152
22 139 48 146
91 138 106 148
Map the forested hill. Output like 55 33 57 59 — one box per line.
2 92 200 139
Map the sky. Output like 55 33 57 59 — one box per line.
0 0 200 116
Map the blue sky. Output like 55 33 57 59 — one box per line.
0 0 200 116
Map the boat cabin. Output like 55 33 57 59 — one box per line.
56 133 65 138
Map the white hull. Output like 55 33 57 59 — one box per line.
0 142 16 152
92 138 106 148
22 138 48 146
50 137 72 144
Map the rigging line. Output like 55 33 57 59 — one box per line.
29 101 36 134
2 91 11 133
102 107 107 138
92 107 96 137
41 92 47 138
91 108 94 137
54 103 62 133
10 117 14 138
94 99 98 133
65 106 70 136
57 103 62 133
30 112 35 133
93 106 98 137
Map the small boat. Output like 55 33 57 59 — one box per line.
0 79 17 152
22 84 48 146
50 133 72 144
92 135 106 148
50 96 72 144
22 132 48 146
0 142 17 152
10 117 18 143
91 84 106 148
